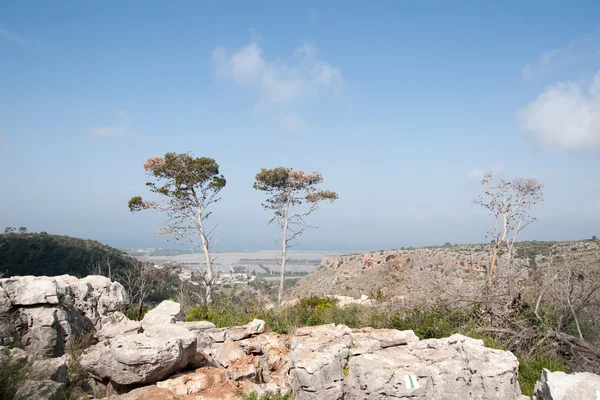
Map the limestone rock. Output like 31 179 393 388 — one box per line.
0 276 59 305
289 324 352 400
94 312 141 341
176 320 217 332
81 323 197 386
30 355 68 383
14 380 64 400
0 286 12 313
533 368 600 400
349 327 418 355
109 385 177 400
345 334 522 400
156 367 233 395
142 300 184 326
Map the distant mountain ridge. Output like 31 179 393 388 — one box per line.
288 240 600 306
0 232 137 278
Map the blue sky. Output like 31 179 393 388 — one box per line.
1 1 599 251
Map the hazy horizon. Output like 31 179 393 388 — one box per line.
1 2 599 251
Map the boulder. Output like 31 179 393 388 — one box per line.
176 320 216 332
289 324 352 400
30 355 68 383
533 368 600 400
349 327 418 355
142 300 184 326
108 386 177 400
345 334 522 400
156 367 236 396
14 380 64 400
94 312 141 341
0 275 128 354
0 276 59 305
81 323 197 386
0 285 12 313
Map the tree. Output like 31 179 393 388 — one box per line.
253 167 338 304
474 171 543 301
3 227 15 234
592 235 598 241
18 227 27 234
128 152 226 304
120 261 176 320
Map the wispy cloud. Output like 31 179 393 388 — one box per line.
212 38 342 132
467 164 503 181
88 112 131 139
522 29 600 79
0 25 30 45
518 71 600 151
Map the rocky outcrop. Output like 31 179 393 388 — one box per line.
141 300 184 326
13 379 64 400
533 368 600 399
346 334 521 399
0 275 128 357
81 322 197 387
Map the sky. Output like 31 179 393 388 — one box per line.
1 1 599 252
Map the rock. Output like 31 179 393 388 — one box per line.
14 380 64 400
109 385 177 400
176 320 217 331
345 334 522 400
30 355 68 383
156 367 234 395
349 327 418 355
142 300 184 326
533 368 600 400
81 323 197 386
0 286 12 313
216 338 246 367
0 276 59 305
0 275 128 354
94 312 141 341
289 324 352 400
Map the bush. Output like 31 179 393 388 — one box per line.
0 348 29 400
242 391 294 400
518 351 566 397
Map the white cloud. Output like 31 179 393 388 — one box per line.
467 169 485 181
212 39 342 131
467 164 503 181
0 26 29 45
518 71 600 151
522 30 600 79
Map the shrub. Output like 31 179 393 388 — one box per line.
0 347 29 400
518 351 566 397
242 391 294 400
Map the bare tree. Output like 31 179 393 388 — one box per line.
129 152 226 304
253 167 338 304
474 172 543 301
120 261 176 319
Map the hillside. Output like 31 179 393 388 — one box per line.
0 232 138 278
289 240 600 307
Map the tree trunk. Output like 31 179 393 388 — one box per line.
197 209 213 304
488 245 499 296
278 201 290 305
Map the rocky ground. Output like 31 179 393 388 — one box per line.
1 274 599 399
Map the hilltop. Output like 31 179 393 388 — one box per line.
289 240 600 307
0 232 137 278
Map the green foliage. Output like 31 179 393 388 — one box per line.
130 152 226 213
242 391 294 400
518 351 566 397
0 348 29 400
123 305 151 321
388 308 473 339
0 233 137 278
